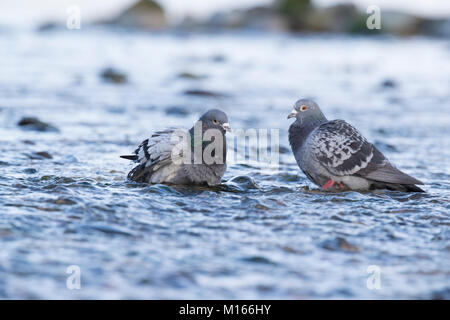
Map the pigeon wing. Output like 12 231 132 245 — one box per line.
124 128 186 182
310 120 423 185
310 120 376 176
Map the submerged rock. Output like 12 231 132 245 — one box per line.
18 117 59 132
320 237 360 253
100 68 127 84
26 152 53 160
104 0 166 30
23 168 38 174
227 175 259 190
48 198 77 205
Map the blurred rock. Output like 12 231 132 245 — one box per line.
36 22 59 32
60 155 79 163
275 0 313 30
177 72 207 80
104 0 166 30
183 89 227 98
100 68 127 84
305 4 365 33
227 175 259 190
431 287 450 300
178 0 448 37
321 237 360 253
381 11 427 36
165 106 190 117
49 198 77 205
211 54 227 63
205 6 288 31
380 79 397 89
423 19 450 37
18 117 59 132
278 145 291 154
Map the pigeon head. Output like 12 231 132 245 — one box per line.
198 109 231 133
287 99 326 125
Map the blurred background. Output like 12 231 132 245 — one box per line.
1 0 450 34
0 0 449 299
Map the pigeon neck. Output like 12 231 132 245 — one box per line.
188 124 226 154
189 124 203 150
289 118 326 152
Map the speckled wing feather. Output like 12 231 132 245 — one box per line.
310 120 423 185
310 120 375 175
124 128 184 181
133 129 178 164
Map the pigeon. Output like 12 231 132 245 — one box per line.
287 99 424 192
121 109 230 186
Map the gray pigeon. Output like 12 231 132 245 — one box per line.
121 109 230 186
287 99 424 192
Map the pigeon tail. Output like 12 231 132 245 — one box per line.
127 163 151 182
120 155 138 161
369 181 425 192
362 162 424 186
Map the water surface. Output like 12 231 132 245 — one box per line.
0 28 449 299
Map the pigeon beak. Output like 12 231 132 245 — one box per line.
221 123 231 132
287 109 298 119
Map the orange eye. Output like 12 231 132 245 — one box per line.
300 105 307 111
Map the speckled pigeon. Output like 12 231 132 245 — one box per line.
121 109 230 186
287 99 424 192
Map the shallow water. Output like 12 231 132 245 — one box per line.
0 27 449 299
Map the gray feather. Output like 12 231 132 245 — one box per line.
288 99 424 192
123 108 229 186
362 161 424 185
311 121 423 186
310 120 374 176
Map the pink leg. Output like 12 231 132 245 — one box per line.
322 179 335 190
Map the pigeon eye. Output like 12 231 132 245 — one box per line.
300 105 307 111
212 119 218 124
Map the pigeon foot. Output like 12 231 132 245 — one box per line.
322 180 335 190
322 180 345 191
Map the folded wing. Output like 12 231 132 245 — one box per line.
120 128 185 182
310 120 423 185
